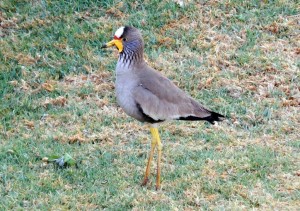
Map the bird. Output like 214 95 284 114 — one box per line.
101 26 224 190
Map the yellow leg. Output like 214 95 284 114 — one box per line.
141 130 157 186
156 132 163 190
143 127 163 190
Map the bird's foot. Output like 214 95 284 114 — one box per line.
141 178 149 186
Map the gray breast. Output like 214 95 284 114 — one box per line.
115 63 144 122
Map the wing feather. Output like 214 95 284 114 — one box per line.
133 67 211 121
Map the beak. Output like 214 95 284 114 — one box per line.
101 39 123 53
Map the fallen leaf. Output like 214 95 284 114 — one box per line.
42 157 49 162
51 96 67 106
157 36 175 47
42 83 54 92
16 53 37 65
248 85 257 91
106 7 123 17
281 99 299 107
24 120 34 129
43 96 67 107
9 80 18 86
20 79 30 91
266 22 279 34
206 194 217 201
68 133 85 143
83 65 92 73
205 77 214 87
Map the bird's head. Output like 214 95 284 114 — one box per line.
101 26 143 53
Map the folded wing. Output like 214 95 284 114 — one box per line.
133 67 224 124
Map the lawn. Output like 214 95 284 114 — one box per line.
0 0 299 210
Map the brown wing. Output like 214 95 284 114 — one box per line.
133 66 213 121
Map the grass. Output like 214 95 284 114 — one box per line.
1 0 299 209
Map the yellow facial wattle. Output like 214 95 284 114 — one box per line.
102 39 123 53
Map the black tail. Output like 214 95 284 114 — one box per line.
178 111 225 124
202 111 225 124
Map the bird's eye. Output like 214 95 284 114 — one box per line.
123 38 127 41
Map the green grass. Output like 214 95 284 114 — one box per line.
1 0 299 209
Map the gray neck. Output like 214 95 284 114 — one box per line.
119 39 144 66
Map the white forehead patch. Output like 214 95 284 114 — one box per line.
114 26 125 38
